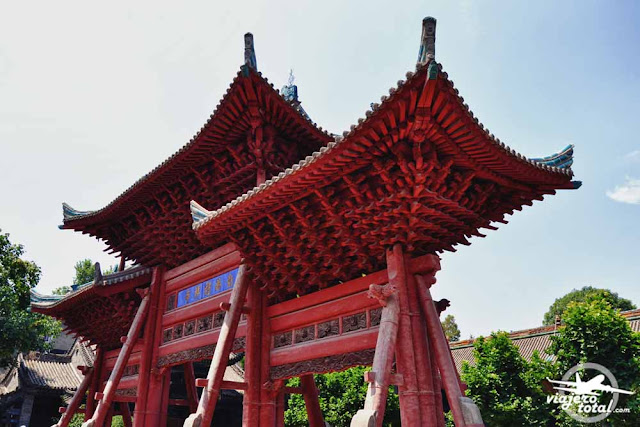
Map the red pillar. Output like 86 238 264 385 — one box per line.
405 272 439 425
415 274 483 427
184 264 250 427
184 362 199 413
160 369 172 427
134 266 164 427
275 389 285 427
145 371 169 426
300 375 324 427
243 281 263 426
85 349 103 420
121 403 133 427
387 244 422 426
351 283 400 427
83 290 152 427
55 367 93 427
258 290 276 427
140 266 168 426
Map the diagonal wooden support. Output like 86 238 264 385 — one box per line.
184 264 250 427
53 367 93 427
415 274 484 427
351 283 400 427
82 289 152 427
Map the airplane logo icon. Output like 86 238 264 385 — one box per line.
548 373 635 396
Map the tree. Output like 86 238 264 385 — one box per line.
0 231 61 367
461 332 558 426
52 285 72 295
73 259 95 286
441 314 461 342
543 286 635 325
284 367 400 426
549 298 640 423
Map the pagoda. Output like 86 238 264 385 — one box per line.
32 17 580 427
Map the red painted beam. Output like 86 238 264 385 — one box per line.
164 243 237 281
267 269 388 318
165 252 241 293
270 328 378 367
270 291 377 333
157 323 247 359
162 292 232 327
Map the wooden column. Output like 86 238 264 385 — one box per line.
134 266 164 427
415 275 483 427
54 367 93 427
258 288 276 427
121 403 133 427
300 374 324 427
405 272 439 425
351 283 400 427
243 281 263 426
82 289 152 427
159 369 172 427
85 348 103 420
387 244 422 426
184 264 250 427
105 404 114 427
275 390 285 427
184 362 199 413
140 266 168 426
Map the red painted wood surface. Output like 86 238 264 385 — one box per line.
184 264 250 426
82 289 152 427
243 281 262 427
357 284 400 427
416 274 482 427
388 245 422 427
55 367 93 427
301 374 324 427
133 266 164 427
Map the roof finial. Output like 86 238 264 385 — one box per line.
417 17 437 65
281 69 299 104
244 32 257 70
287 69 295 86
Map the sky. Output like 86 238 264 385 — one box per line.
1 1 639 338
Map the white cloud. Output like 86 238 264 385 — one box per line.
607 177 640 205
625 150 640 161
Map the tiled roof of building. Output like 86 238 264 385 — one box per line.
450 308 640 372
19 355 82 391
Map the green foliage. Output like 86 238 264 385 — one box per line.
0 231 61 367
461 332 558 426
549 298 640 423
284 366 400 426
543 286 635 326
441 314 461 342
53 285 72 295
73 259 95 286
66 413 124 426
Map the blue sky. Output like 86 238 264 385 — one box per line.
1 1 638 338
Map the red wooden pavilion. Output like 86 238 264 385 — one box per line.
33 17 579 427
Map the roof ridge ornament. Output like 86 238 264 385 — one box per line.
417 16 437 65
244 32 257 70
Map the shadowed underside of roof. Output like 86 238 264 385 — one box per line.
59 20 578 293
32 265 153 349
190 52 578 299
60 60 331 268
